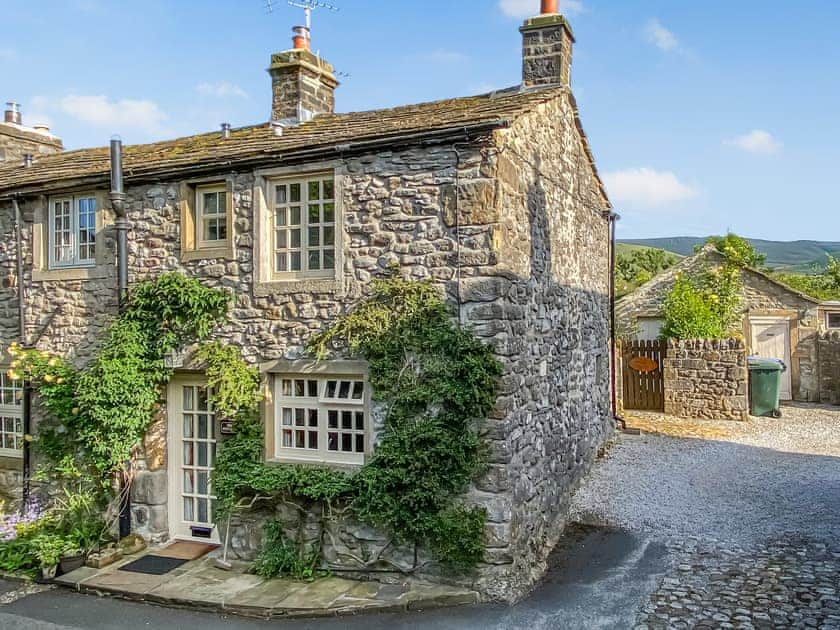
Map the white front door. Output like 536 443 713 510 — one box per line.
749 318 792 401
167 379 219 542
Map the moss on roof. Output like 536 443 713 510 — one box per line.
0 87 568 195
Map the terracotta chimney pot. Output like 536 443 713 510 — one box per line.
541 0 558 14
292 26 310 50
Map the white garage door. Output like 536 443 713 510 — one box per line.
749 318 792 401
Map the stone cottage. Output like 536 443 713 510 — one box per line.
0 1 613 601
0 103 63 165
617 246 823 402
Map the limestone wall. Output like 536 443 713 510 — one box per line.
664 339 748 421
817 332 840 405
0 123 62 165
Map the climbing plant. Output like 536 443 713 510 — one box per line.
212 275 502 571
10 273 231 488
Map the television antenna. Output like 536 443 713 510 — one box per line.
261 0 338 32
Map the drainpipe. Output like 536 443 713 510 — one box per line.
12 197 33 511
109 138 132 538
608 211 627 431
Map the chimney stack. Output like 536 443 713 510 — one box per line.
521 1 575 88
4 103 21 125
268 26 338 123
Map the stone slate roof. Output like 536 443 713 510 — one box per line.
0 86 603 197
616 246 820 321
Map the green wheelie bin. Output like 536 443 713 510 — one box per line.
747 357 786 418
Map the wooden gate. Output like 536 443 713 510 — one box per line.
621 340 666 411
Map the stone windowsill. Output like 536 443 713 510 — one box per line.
181 245 235 263
253 278 338 297
32 266 111 282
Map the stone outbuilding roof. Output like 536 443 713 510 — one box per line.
617 245 820 321
0 86 607 201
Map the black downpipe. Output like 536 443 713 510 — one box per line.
110 138 132 539
13 198 33 511
608 212 627 431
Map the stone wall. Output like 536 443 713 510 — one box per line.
0 91 611 602
663 339 748 421
817 332 840 405
0 123 62 165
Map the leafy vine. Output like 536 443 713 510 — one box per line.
212 275 502 572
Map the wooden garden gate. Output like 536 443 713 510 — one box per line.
621 340 666 411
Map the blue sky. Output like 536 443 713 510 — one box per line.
2 0 838 241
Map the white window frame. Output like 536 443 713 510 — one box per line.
271 374 369 466
0 372 23 459
827 312 840 330
48 194 97 269
195 184 229 250
270 172 337 281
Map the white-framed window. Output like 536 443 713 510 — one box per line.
272 374 368 466
0 372 22 458
828 312 840 330
48 194 96 269
272 174 336 278
196 185 228 248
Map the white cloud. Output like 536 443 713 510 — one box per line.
724 130 783 155
499 0 583 19
60 95 166 134
645 19 679 52
195 82 249 99
603 168 698 208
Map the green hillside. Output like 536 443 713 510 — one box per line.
619 237 840 273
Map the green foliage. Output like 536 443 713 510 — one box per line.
775 255 840 301
12 273 231 485
661 265 742 340
214 275 501 571
705 233 767 269
615 247 679 298
197 343 262 420
252 520 321 580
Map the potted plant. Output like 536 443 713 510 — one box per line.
59 546 86 575
31 533 66 582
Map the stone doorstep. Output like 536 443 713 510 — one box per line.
53 554 479 620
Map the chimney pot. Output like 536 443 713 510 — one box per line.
292 26 310 50
22 154 33 168
4 102 21 125
541 0 558 13
221 122 232 139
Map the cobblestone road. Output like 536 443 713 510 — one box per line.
572 404 840 629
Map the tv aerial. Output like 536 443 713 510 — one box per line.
265 1 339 32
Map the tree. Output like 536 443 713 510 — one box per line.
615 248 679 298
704 233 766 269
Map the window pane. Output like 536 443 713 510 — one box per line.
342 434 352 452
308 181 320 200
184 470 194 493
197 471 209 495
328 410 338 428
290 252 301 271
183 415 194 438
183 442 194 466
204 192 218 213
323 226 335 246
276 207 287 226
290 184 301 202
309 431 318 450
307 380 318 397
282 408 293 426
323 180 334 199
323 249 335 270
290 229 301 248
309 227 320 247
276 230 287 249
309 251 321 271
282 379 292 396
198 415 208 439
328 433 338 451
290 207 301 225
184 498 194 521
355 411 365 430
309 205 320 223
217 219 227 240
197 498 208 524
276 186 287 204
294 408 305 426
339 381 351 399
308 409 318 427
324 203 335 223
276 253 287 272
352 382 364 400
282 430 292 447
355 434 364 453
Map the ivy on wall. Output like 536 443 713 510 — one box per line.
11 273 231 488
212 275 502 572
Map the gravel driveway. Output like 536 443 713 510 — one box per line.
570 403 840 628
571 403 840 545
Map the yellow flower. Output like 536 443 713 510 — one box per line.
44 374 55 383
7 370 20 381
56 377 65 384
71 407 80 416
48 357 59 367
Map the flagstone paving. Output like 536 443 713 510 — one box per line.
54 550 479 619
